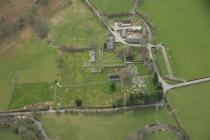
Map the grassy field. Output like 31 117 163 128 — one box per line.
140 0 210 80
55 82 123 107
91 0 133 15
42 107 175 140
136 64 151 76
101 50 123 67
144 131 178 140
10 83 52 109
59 52 108 85
0 0 108 110
50 0 108 47
0 36 57 110
167 82 210 140
152 49 168 77
0 129 22 140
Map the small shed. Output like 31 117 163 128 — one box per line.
109 74 120 81
104 35 115 50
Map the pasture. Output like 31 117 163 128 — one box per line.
42 107 176 140
50 0 108 47
9 83 52 109
91 0 133 15
153 49 168 77
140 0 210 80
167 82 210 140
0 36 57 110
0 128 22 140
144 131 178 140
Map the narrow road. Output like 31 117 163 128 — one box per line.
170 77 210 90
0 103 164 117
135 11 210 92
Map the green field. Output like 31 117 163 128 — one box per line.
55 82 123 107
0 129 22 140
136 64 151 76
143 131 178 140
0 36 57 110
91 0 133 15
0 0 110 110
167 82 210 140
101 51 123 67
10 83 52 109
50 0 108 47
140 0 210 80
153 49 168 77
42 107 175 140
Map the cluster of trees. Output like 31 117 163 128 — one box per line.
117 47 134 61
75 99 82 107
112 91 163 107
16 12 49 39
120 67 137 83
0 19 15 39
117 47 149 62
34 17 49 39
110 83 116 93
35 0 49 6
152 72 162 90
112 71 164 107
0 117 45 140
0 0 50 42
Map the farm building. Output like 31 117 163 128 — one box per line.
125 38 146 44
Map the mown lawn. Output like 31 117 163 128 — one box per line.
91 0 133 15
50 0 108 47
0 129 22 140
140 0 210 80
42 107 175 140
0 36 57 110
167 82 210 140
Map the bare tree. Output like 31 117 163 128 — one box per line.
140 47 149 60
117 47 132 60
120 67 137 83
